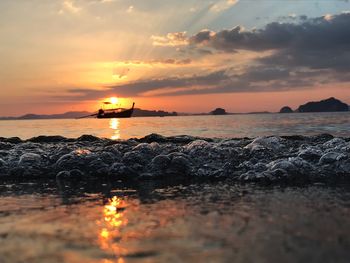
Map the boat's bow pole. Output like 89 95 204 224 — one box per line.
76 113 98 119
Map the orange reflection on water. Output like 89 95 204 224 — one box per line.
98 196 128 259
109 118 120 140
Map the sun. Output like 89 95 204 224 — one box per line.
110 97 119 104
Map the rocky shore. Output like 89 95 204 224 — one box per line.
0 134 349 183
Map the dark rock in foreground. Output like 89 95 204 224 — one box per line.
0 133 349 183
297 97 349 113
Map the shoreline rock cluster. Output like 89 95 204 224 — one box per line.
0 134 349 183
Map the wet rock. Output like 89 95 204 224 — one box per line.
103 145 125 159
138 133 168 143
267 168 289 181
77 134 101 142
27 135 68 143
0 158 6 168
167 156 191 175
244 136 284 152
150 155 171 171
0 134 349 183
0 142 14 150
310 134 334 144
109 162 138 178
338 158 350 174
56 170 70 179
323 138 346 148
185 139 210 151
99 151 119 163
56 169 84 180
123 151 148 167
169 135 211 144
55 150 91 171
13 152 47 177
288 157 315 175
339 142 350 153
319 152 341 164
18 153 42 167
252 162 268 172
87 159 109 176
0 158 7 176
239 170 266 182
3 137 22 144
268 160 299 179
281 135 306 141
0 150 8 158
132 142 160 155
218 139 246 148
298 147 323 161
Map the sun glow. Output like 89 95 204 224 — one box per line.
110 97 119 104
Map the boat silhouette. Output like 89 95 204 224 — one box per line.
78 102 135 119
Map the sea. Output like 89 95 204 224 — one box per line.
0 111 350 140
1 112 350 262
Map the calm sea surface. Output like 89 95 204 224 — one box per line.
0 112 349 139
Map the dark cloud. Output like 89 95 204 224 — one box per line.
62 70 230 99
192 13 350 51
240 67 290 82
190 13 350 71
61 65 321 100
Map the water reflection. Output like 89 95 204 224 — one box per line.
98 196 129 260
109 118 120 140
1 180 350 262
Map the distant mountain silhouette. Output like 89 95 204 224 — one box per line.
0 111 91 120
297 97 349 113
210 108 227 115
0 109 177 120
132 108 177 117
279 106 293 113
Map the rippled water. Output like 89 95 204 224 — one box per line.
0 180 349 263
0 112 349 140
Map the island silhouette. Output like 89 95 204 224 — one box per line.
280 97 349 113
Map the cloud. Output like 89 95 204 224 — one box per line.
109 58 192 79
61 70 229 99
59 0 81 14
127 5 134 13
59 64 324 100
185 13 350 72
113 58 192 67
210 0 239 12
151 32 189 46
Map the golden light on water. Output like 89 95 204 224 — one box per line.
98 196 128 259
109 118 120 140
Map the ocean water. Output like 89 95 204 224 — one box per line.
0 112 349 140
0 180 349 263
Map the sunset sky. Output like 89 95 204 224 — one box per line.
1 0 350 116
